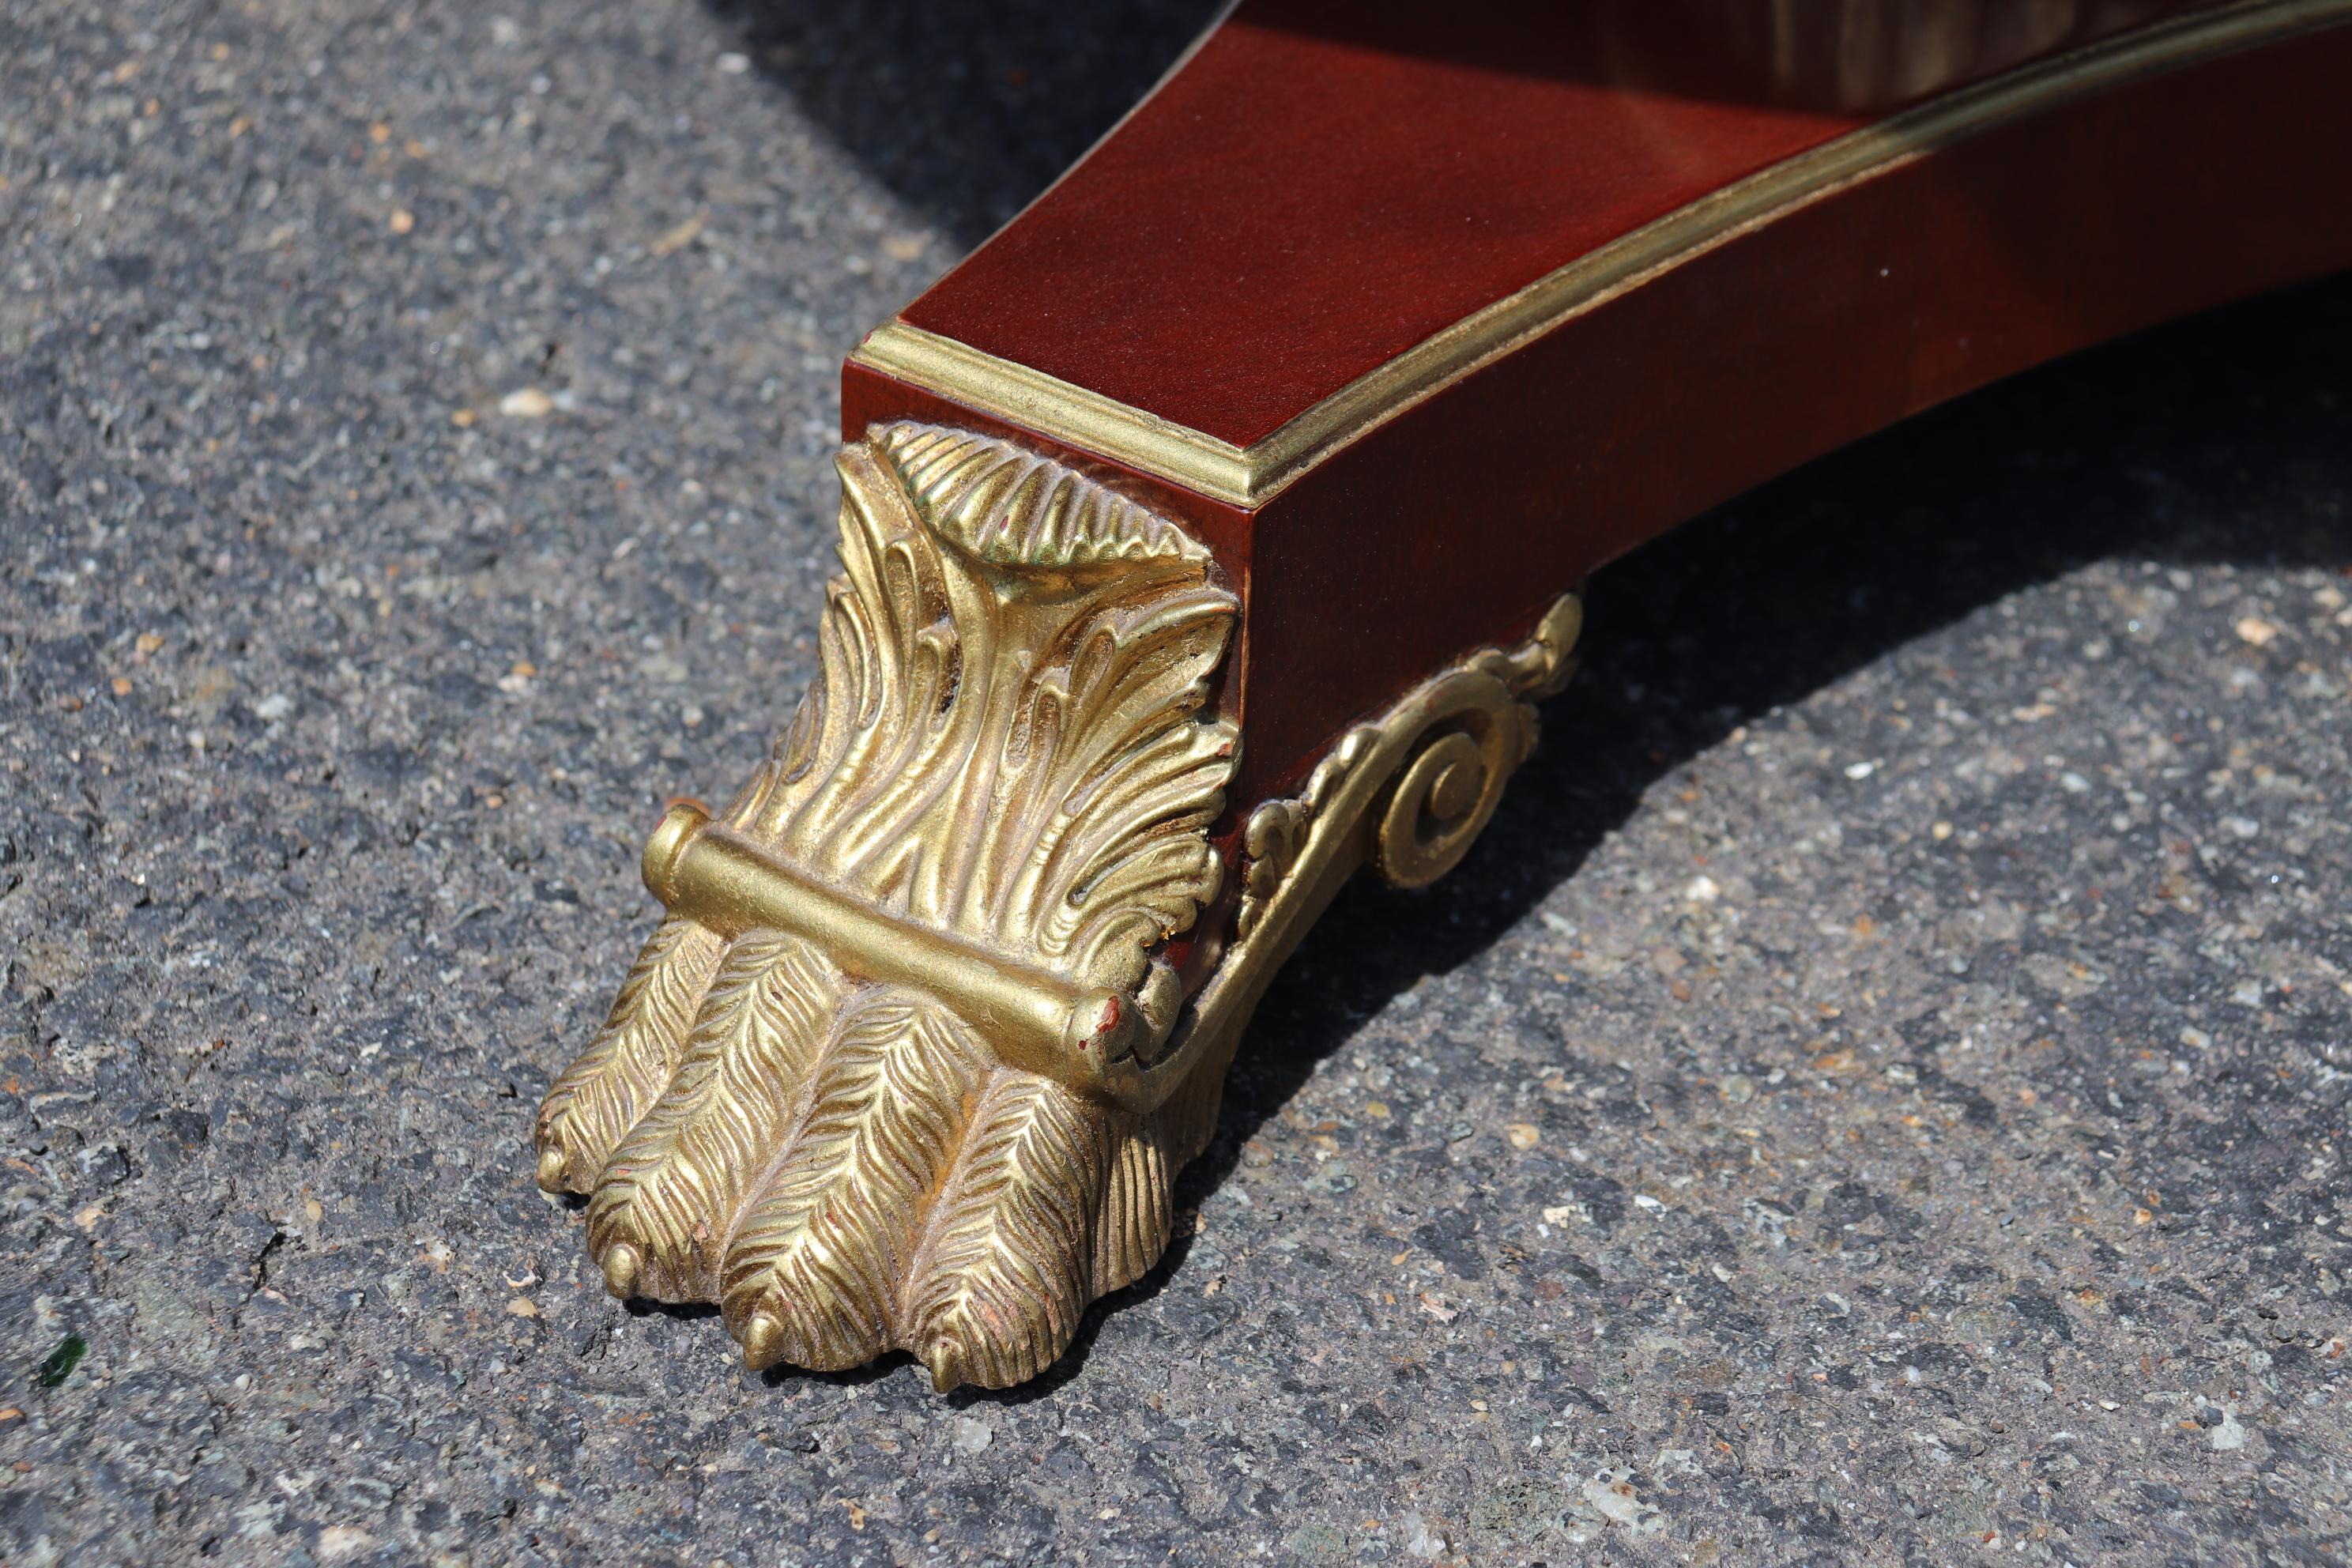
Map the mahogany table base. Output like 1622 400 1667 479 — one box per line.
533 2 2352 1389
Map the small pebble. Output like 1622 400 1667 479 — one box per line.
650 212 707 257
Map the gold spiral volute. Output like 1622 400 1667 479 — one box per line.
1370 684 1538 890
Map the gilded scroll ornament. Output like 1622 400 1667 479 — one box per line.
533 420 1580 1390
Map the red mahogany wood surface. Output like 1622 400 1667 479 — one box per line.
898 0 2233 447
844 2 2352 815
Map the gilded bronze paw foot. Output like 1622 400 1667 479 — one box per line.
535 423 1576 1389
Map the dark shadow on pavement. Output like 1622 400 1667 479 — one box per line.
1180 269 2352 1210
703 0 1225 246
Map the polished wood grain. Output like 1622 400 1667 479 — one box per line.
898 0 2234 446
845 0 2352 816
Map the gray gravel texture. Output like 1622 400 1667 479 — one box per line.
4 1 2351 1564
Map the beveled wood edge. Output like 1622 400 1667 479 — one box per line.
850 0 2352 510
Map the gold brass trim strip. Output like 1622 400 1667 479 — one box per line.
851 324 1257 503
850 0 2352 509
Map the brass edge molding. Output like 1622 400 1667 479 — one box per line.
850 0 2352 508
853 323 1257 505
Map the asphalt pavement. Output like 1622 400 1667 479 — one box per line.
4 2 2350 1563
